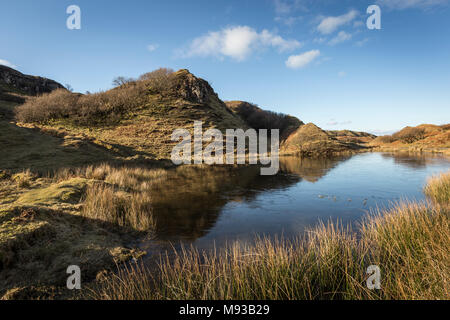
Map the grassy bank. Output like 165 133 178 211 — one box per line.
0 163 259 299
0 164 163 299
91 172 450 300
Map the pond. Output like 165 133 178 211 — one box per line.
140 152 450 254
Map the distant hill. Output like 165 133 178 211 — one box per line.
327 130 376 144
0 65 64 103
225 101 303 140
370 124 450 154
280 123 370 156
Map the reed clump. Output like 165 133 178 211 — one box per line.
424 172 450 206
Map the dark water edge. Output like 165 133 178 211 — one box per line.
138 152 450 259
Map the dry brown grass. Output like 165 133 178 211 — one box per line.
11 169 35 189
81 183 155 232
424 171 450 206
370 124 450 154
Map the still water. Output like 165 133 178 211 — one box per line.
141 152 449 253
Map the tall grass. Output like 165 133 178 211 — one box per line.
90 172 449 300
424 172 450 206
81 183 155 232
58 164 166 232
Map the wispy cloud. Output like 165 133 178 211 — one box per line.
355 38 369 47
285 50 320 69
327 119 352 126
147 44 159 52
273 0 306 26
377 0 449 10
317 10 358 34
183 26 302 61
275 16 302 27
274 0 293 14
338 71 347 77
0 59 17 69
313 37 327 44
328 31 352 45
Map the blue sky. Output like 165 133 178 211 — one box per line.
1 0 449 134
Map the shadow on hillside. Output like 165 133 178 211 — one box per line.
0 205 145 299
0 119 166 173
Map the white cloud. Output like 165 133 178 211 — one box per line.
285 50 320 69
184 26 302 61
147 44 159 52
317 10 358 34
0 59 17 69
338 71 346 77
328 31 352 45
377 0 449 9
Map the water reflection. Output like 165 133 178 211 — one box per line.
149 155 352 242
380 152 444 169
144 153 449 251
279 155 350 182
150 165 302 241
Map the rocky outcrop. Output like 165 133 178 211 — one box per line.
0 65 64 96
170 69 217 104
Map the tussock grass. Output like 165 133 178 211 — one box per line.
424 171 450 206
90 173 450 300
81 183 155 232
11 169 35 189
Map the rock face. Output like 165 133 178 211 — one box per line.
0 65 64 96
170 69 216 104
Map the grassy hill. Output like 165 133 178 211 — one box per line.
370 124 450 155
3 68 376 170
225 100 303 140
11 69 251 166
280 123 372 156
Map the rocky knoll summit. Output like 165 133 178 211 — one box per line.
0 65 64 96
171 69 217 104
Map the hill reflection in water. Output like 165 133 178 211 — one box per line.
141 153 449 254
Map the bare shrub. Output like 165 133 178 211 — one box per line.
15 89 78 123
377 135 396 144
112 77 135 87
392 127 426 144
231 102 302 138
15 81 147 125
139 68 174 93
